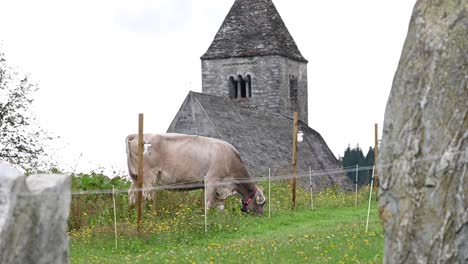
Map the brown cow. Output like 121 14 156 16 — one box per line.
126 133 265 215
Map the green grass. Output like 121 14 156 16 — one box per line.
69 178 382 263
71 203 382 263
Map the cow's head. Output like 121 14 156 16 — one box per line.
241 186 266 215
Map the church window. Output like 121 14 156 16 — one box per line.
246 75 252 98
228 74 252 99
239 75 247 98
229 76 237 98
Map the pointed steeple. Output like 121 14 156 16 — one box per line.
201 0 307 62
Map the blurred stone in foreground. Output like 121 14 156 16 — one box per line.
379 0 467 263
0 162 71 264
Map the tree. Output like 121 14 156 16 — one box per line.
0 50 51 172
339 145 374 185
365 146 374 166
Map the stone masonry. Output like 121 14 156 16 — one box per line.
201 56 308 122
201 0 308 123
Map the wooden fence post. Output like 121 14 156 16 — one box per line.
137 113 144 232
355 164 359 207
291 112 299 209
366 166 375 232
268 168 271 218
309 166 314 210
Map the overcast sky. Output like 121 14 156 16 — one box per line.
0 0 417 175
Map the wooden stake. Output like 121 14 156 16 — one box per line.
112 185 118 250
137 113 144 232
374 123 379 189
309 166 314 210
268 168 271 219
366 166 375 232
355 164 359 207
292 112 299 209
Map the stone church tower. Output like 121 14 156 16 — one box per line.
200 0 308 123
168 0 351 190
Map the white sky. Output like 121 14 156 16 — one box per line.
0 0 417 174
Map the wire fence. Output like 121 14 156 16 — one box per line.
65 149 462 196
9 149 464 251
68 181 379 250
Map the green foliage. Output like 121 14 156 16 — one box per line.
70 188 382 263
69 173 131 230
69 175 376 230
69 173 381 262
365 147 374 166
340 145 375 185
68 176 371 232
72 173 130 191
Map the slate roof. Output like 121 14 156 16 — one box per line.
201 0 308 63
168 92 352 190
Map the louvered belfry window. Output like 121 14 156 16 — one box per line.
229 75 252 99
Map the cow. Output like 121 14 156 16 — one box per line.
126 133 266 215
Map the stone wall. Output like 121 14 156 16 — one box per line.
379 0 467 263
0 163 71 264
201 55 308 123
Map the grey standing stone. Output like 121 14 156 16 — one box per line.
0 162 71 264
379 0 467 263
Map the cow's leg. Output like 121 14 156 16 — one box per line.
215 200 225 211
214 191 226 210
127 181 136 218
206 190 217 209
128 181 137 207
143 183 153 201
214 185 235 211
205 180 217 209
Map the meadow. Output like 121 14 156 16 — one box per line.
69 174 383 263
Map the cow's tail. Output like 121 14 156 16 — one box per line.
126 135 137 205
126 135 138 180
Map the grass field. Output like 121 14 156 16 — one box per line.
70 201 383 263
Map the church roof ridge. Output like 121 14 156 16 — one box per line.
201 0 307 63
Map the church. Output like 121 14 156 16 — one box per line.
168 0 351 189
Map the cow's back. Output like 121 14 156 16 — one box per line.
127 133 249 187
159 134 248 182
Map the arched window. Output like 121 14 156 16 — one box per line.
229 76 237 98
239 75 247 98
246 75 252 98
228 74 252 99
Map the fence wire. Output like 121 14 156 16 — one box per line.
59 149 465 245
12 149 465 197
